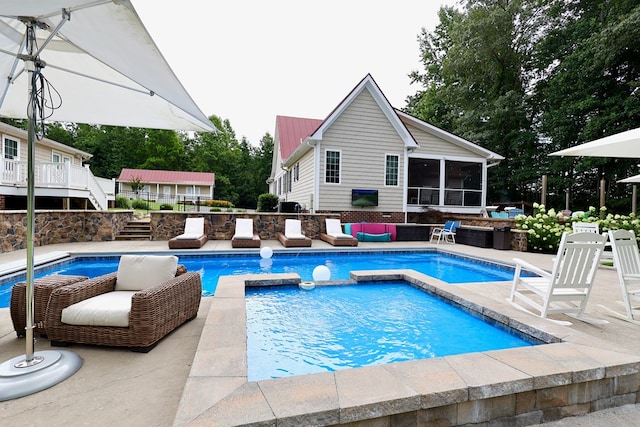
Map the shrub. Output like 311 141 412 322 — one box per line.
257 193 279 212
204 199 234 208
131 199 150 210
115 195 130 209
159 203 173 211
514 203 640 253
210 207 222 212
515 204 571 253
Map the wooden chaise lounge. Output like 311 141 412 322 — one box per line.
168 217 208 249
320 218 358 246
231 218 261 248
277 219 312 247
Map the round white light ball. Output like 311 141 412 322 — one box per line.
260 246 273 259
312 265 331 282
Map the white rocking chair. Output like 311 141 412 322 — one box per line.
510 231 608 325
596 229 640 324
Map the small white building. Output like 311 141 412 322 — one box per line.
117 168 215 204
269 74 504 215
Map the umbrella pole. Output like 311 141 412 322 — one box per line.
0 19 82 402
23 55 38 364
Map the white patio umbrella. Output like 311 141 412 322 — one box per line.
0 1 215 401
550 127 640 158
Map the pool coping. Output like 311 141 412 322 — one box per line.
173 270 640 426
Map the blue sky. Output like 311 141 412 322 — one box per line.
134 0 458 144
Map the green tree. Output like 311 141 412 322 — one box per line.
532 0 640 211
407 0 541 203
189 116 246 206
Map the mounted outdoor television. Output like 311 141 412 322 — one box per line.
351 189 378 207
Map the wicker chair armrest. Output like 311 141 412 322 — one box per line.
176 264 187 276
129 272 202 325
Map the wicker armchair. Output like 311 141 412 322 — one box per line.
45 263 201 352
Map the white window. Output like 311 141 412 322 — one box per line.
3 136 19 160
325 150 341 184
385 154 399 186
52 152 72 163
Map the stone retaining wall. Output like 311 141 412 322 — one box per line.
150 212 341 241
0 210 134 253
0 210 530 253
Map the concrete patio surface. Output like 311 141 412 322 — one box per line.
0 238 639 426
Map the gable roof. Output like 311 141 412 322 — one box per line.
275 115 323 161
117 168 215 185
395 110 504 162
275 73 503 165
308 74 418 150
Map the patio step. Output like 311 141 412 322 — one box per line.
116 220 151 241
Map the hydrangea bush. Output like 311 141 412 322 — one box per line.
514 203 640 253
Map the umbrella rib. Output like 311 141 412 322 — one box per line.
34 9 70 59
46 63 154 96
35 0 115 21
0 42 27 111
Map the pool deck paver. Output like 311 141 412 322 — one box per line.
1 239 640 426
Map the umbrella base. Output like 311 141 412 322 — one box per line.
0 350 82 401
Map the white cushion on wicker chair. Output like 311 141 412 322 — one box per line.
61 291 136 327
115 255 178 291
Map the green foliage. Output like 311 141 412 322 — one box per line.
204 199 234 208
115 195 130 209
131 199 150 210
209 207 222 212
128 176 144 194
257 193 279 212
514 204 572 253
407 0 640 209
407 1 540 203
159 203 173 210
515 203 640 253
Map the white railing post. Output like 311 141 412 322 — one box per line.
64 161 71 187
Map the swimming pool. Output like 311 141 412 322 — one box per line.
246 281 535 381
0 250 527 308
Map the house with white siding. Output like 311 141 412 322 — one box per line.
269 74 504 216
0 121 114 210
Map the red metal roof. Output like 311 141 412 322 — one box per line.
117 168 215 185
276 115 323 161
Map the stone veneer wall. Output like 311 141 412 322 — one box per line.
150 212 343 241
0 210 134 253
153 212 528 251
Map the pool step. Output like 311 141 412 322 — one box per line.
116 220 151 241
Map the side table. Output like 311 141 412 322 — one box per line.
10 274 88 337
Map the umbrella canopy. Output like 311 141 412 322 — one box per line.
0 0 215 132
619 174 640 183
0 0 215 401
550 127 640 158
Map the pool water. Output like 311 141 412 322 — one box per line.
246 282 534 381
0 251 525 308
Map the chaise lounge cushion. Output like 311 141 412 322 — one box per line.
61 291 136 327
115 255 178 291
